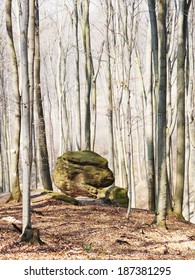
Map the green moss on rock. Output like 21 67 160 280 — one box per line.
52 151 114 197
41 190 79 205
97 187 128 207
109 187 128 207
63 150 108 167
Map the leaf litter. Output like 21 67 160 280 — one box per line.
0 193 195 260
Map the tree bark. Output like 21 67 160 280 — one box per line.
147 0 159 89
74 0 81 151
34 0 53 191
20 227 45 245
156 0 168 227
145 25 156 212
5 0 21 202
81 0 94 150
174 0 191 218
19 0 31 233
105 0 115 174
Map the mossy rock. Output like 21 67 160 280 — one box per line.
97 187 128 207
64 150 108 167
41 190 79 205
52 150 114 197
97 188 108 199
109 187 128 207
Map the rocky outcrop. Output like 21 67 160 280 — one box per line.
52 151 114 197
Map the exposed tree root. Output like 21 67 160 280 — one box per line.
12 223 22 233
20 227 46 245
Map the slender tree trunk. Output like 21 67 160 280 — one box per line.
174 0 192 218
156 0 168 227
28 0 35 148
91 42 104 151
81 0 93 150
5 0 21 201
145 26 156 211
189 3 195 223
184 113 190 221
56 36 63 155
105 0 115 174
0 93 10 193
147 0 159 89
34 0 53 191
146 43 156 211
18 0 45 244
147 0 158 211
183 23 190 221
19 0 31 233
74 0 81 150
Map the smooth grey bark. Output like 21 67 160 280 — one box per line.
145 26 156 212
174 0 192 218
166 2 177 214
147 0 159 88
74 0 81 150
183 23 190 221
81 0 94 150
0 91 10 193
147 0 158 211
91 41 104 151
19 0 31 233
189 3 195 223
34 0 53 191
105 0 115 174
5 0 21 201
18 0 44 244
28 0 35 148
156 0 168 227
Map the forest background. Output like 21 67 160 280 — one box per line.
0 0 195 243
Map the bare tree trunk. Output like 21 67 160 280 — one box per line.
34 0 53 191
189 3 195 223
105 0 115 174
147 0 159 90
74 0 81 151
19 0 31 234
145 26 156 211
184 113 190 221
81 0 94 150
183 24 190 221
0 57 9 192
147 0 159 212
91 42 104 151
5 0 21 201
18 0 44 244
174 0 192 218
0 92 10 193
56 36 63 155
28 0 35 148
147 0 159 205
156 0 168 227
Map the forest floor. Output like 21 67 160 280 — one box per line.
0 191 195 260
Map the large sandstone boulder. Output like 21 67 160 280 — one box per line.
52 151 114 197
